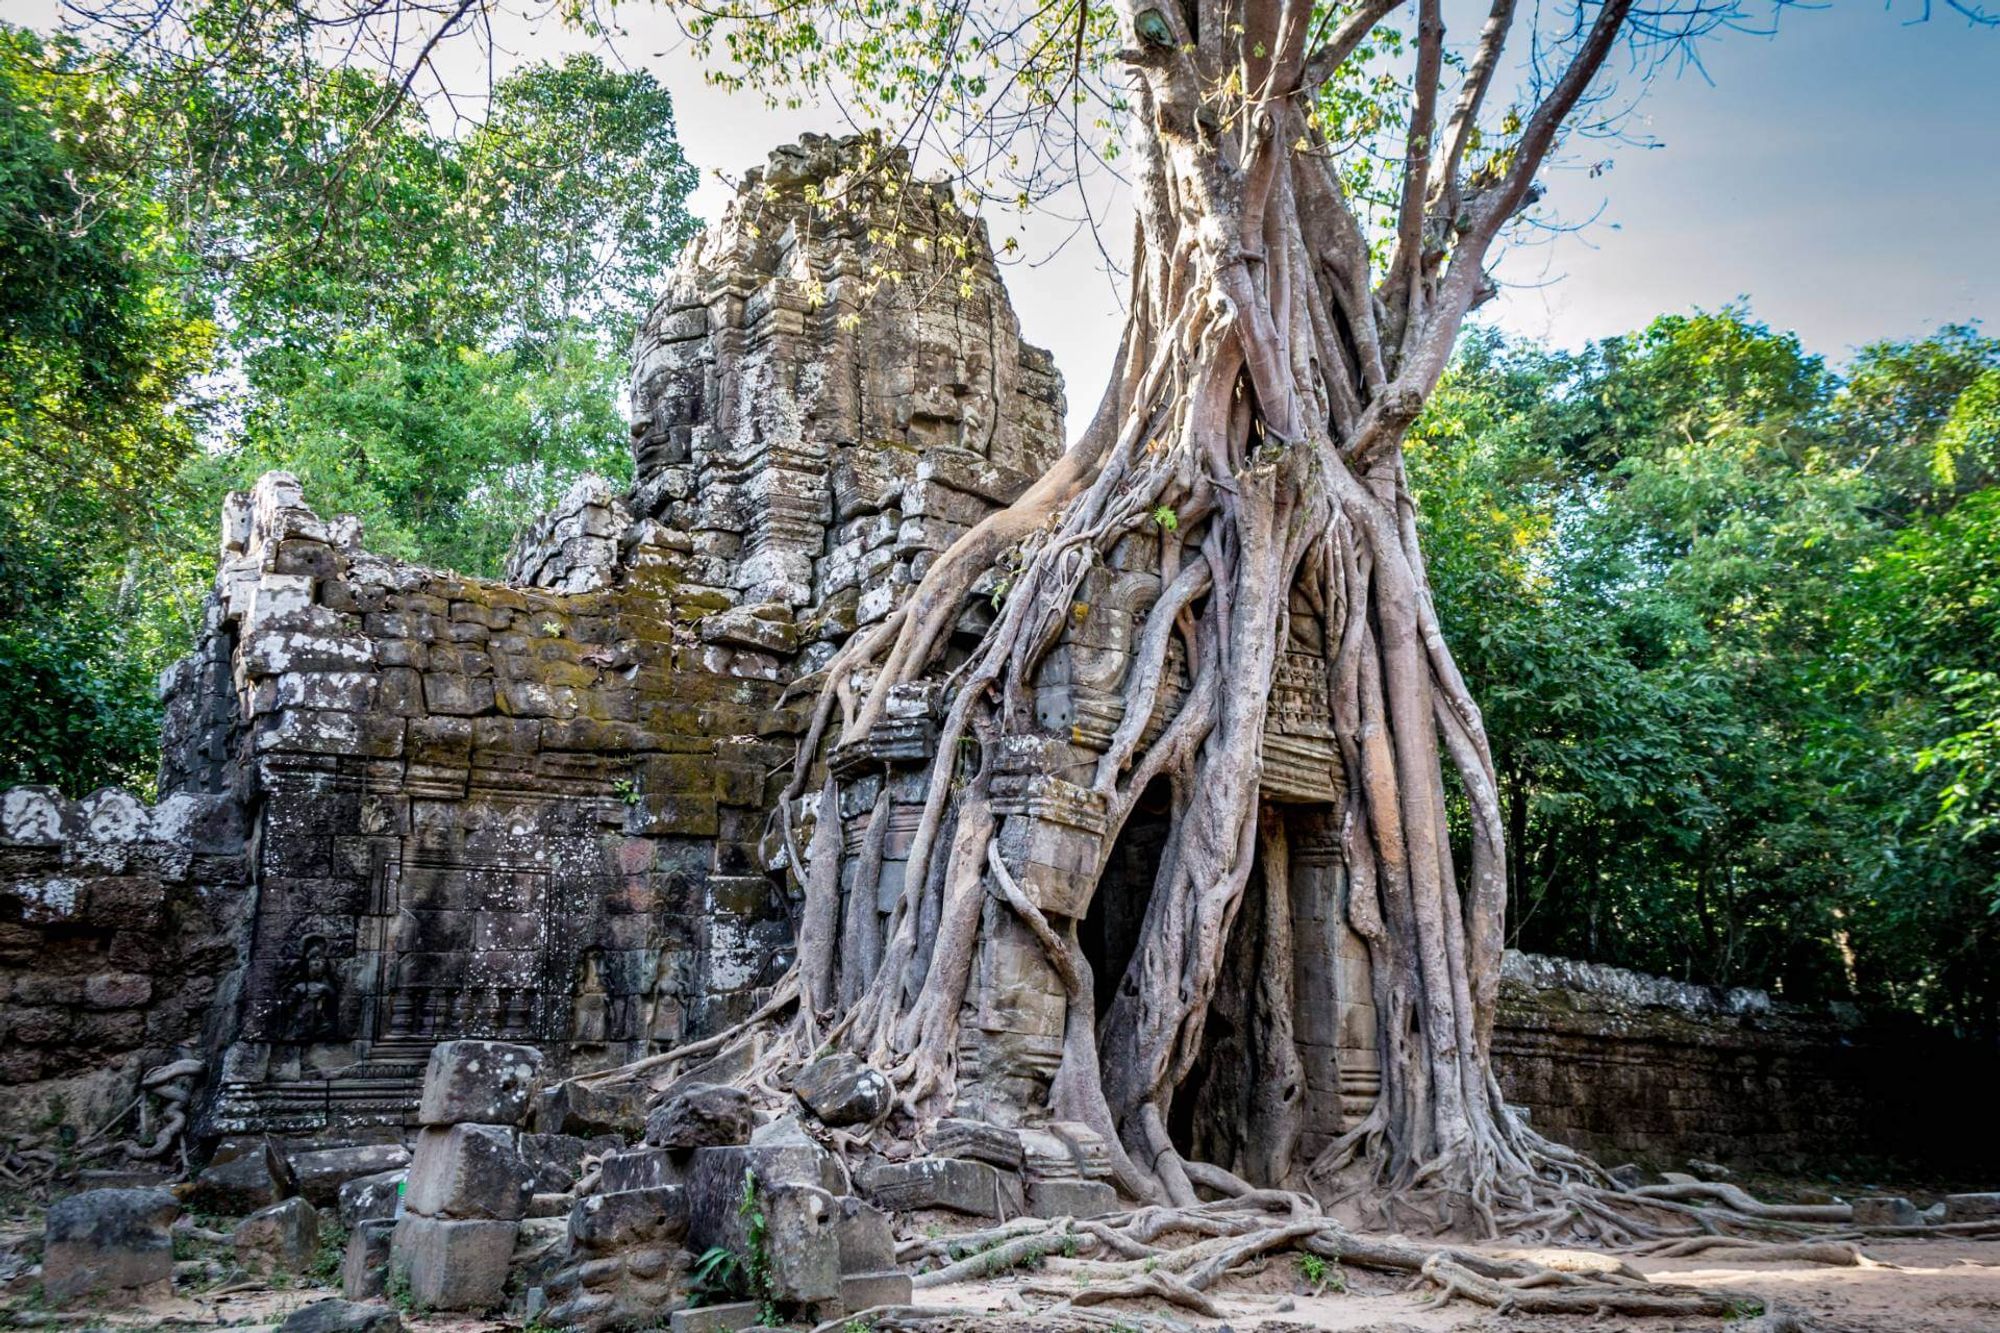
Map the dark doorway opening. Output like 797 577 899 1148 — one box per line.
1080 777 1172 1020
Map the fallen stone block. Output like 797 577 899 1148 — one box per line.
338 1170 405 1229
1026 1178 1118 1219
600 1146 685 1193
1945 1193 2000 1223
42 1187 178 1309
567 1186 689 1253
189 1137 297 1215
537 1079 649 1138
1852 1196 1922 1227
1018 1124 1113 1181
404 1124 534 1221
341 1220 394 1301
234 1197 320 1274
520 1131 606 1193
840 1269 914 1313
835 1195 896 1274
669 1300 761 1333
291 1145 411 1208
759 1182 841 1304
646 1083 756 1149
416 1040 543 1127
858 1157 1025 1219
792 1053 891 1127
390 1215 518 1312
279 1298 401 1333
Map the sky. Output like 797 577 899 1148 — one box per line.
556 2 2000 429
21 0 1997 432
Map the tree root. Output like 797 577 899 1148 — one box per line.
900 1194 1787 1321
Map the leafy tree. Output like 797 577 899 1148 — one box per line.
0 26 218 791
0 24 698 790
1409 310 2000 1037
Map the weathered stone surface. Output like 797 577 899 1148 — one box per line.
793 1053 891 1128
341 1220 395 1300
519 1132 603 1193
190 1138 297 1215
840 1269 914 1313
292 1145 411 1208
234 1197 320 1273
280 1298 401 1333
389 1215 517 1311
857 1157 1025 1219
599 1146 685 1193
834 1195 895 1274
338 1171 405 1229
566 1186 688 1252
669 1301 761 1333
1852 1196 1922 1227
1945 1193 2000 1223
42 1187 178 1308
404 1124 534 1221
417 1041 543 1127
537 1082 650 1139
646 1083 756 1149
1025 1179 1118 1219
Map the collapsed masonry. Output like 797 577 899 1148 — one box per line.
1 138 1988 1284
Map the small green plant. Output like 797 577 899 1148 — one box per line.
738 1169 781 1326
539 619 563 637
386 1266 423 1316
611 776 641 805
1151 504 1179 532
1725 1299 1768 1321
687 1245 743 1309
308 1222 348 1283
1298 1252 1327 1286
841 1321 871 1333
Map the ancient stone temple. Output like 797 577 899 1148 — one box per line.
1 135 1980 1203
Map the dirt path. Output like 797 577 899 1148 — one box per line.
916 1237 2000 1332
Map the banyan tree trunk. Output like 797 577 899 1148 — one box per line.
666 0 1640 1237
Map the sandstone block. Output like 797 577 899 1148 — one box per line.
416 1040 542 1126
792 1053 891 1128
858 1157 1024 1219
190 1137 297 1215
404 1124 534 1221
567 1186 688 1253
279 1299 401 1333
341 1220 395 1300
1945 1193 2000 1223
840 1269 914 1313
292 1144 411 1208
669 1301 761 1333
338 1170 406 1228
390 1215 517 1311
599 1147 685 1193
1025 1179 1118 1219
646 1082 756 1149
1852 1196 1922 1227
234 1197 320 1273
834 1195 895 1274
42 1187 178 1308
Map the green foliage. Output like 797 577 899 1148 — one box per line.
0 20 697 792
737 1168 781 1326
688 1245 745 1308
1414 309 2000 1032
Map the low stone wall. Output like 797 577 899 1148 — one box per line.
0 786 247 1132
1493 951 1999 1173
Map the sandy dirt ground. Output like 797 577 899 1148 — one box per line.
4 1233 1994 1332
904 1237 2000 1332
